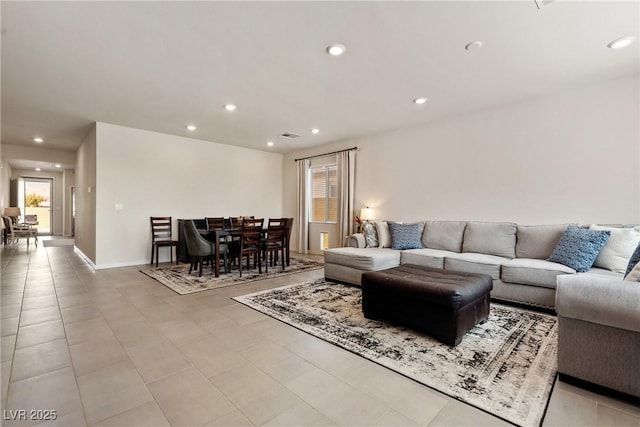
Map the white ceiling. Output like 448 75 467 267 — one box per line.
1 1 638 169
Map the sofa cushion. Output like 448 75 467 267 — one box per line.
400 248 452 269
590 225 640 274
516 224 570 259
502 258 575 289
547 225 610 273
443 252 509 280
324 247 400 271
388 222 424 250
422 221 466 253
462 221 517 258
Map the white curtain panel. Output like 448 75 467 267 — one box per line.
296 158 310 254
337 150 355 245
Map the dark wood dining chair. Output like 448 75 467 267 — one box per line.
223 217 232 229
285 217 294 266
183 220 228 276
238 218 264 277
150 216 179 267
264 218 287 273
206 217 225 230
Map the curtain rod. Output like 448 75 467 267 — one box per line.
294 146 358 162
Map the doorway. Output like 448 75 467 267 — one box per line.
18 177 53 234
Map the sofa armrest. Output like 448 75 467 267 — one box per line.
556 275 640 333
345 233 366 248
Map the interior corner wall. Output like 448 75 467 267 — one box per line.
62 169 75 237
0 159 11 214
75 125 97 264
284 76 639 252
94 122 283 269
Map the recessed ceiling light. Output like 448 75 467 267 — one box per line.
465 41 483 51
55 164 61 168
35 168 41 171
326 44 346 56
34 137 43 143
224 104 237 111
267 141 274 147
413 97 428 105
186 125 197 131
607 36 636 49
311 128 320 134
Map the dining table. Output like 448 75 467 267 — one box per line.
199 225 291 277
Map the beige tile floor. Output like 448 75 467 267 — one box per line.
1 240 639 427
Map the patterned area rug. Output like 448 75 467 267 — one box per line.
234 279 558 427
140 258 323 295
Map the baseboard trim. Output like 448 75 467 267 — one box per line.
558 373 640 405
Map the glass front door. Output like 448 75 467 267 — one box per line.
20 178 53 234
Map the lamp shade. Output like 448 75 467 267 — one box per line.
3 207 21 217
360 207 375 221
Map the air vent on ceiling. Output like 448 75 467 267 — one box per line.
280 132 301 139
534 0 555 10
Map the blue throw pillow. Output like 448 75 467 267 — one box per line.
547 225 611 272
388 222 423 250
625 242 640 278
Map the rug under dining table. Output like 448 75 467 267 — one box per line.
140 257 323 295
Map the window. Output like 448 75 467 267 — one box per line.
310 165 337 223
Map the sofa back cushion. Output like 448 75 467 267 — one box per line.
516 224 571 259
590 225 640 274
422 221 467 253
463 221 517 258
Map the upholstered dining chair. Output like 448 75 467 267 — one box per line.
264 218 287 273
150 216 179 267
238 218 264 277
284 217 294 266
183 220 228 277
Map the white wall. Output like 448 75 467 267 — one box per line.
62 169 75 237
95 122 283 268
284 76 639 251
75 125 97 263
0 160 11 214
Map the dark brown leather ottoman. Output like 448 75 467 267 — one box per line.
362 264 493 346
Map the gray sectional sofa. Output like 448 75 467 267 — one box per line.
324 221 625 309
325 219 640 398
